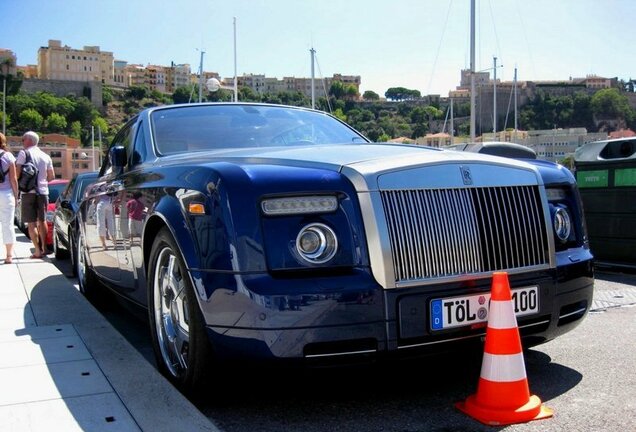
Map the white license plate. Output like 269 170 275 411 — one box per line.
430 286 539 331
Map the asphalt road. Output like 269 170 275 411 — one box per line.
54 256 636 432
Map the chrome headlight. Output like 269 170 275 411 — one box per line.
553 206 572 243
295 223 338 264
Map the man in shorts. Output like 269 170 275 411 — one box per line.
16 131 55 259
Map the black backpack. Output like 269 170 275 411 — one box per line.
0 151 7 184
18 150 39 193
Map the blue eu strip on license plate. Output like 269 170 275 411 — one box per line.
430 286 539 331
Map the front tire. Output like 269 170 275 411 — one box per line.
147 227 213 394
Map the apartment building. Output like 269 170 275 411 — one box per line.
166 63 191 93
232 73 361 99
6 133 101 179
146 65 167 93
37 40 114 85
519 128 607 162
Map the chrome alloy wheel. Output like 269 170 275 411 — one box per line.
153 246 190 378
77 232 87 290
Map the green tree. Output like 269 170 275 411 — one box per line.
92 116 109 136
102 86 113 105
19 108 44 130
238 86 261 102
45 112 67 132
329 81 345 99
125 86 149 100
33 91 60 118
362 90 379 101
345 85 358 100
0 111 10 131
377 133 391 142
333 108 347 122
70 121 82 139
571 92 593 129
6 93 35 121
591 88 634 123
423 106 444 123
172 85 195 104
412 123 428 138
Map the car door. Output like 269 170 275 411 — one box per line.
113 120 147 295
85 120 137 283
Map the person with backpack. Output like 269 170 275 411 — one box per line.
0 132 19 264
16 131 55 259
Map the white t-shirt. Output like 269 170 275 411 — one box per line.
0 150 16 192
16 146 54 195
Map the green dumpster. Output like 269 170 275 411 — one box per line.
574 138 636 267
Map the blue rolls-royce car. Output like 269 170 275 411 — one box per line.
77 103 593 392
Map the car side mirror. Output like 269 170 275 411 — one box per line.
60 200 72 210
109 146 127 174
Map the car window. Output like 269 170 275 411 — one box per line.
60 178 76 201
103 120 136 176
75 176 98 202
151 105 367 155
132 122 147 166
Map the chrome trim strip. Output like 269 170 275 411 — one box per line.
304 349 377 359
397 319 551 349
393 265 550 288
559 307 588 320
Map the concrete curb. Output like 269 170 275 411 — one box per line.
1 231 219 431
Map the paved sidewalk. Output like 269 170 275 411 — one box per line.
0 230 218 432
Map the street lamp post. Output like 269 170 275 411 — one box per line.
2 74 5 135
1 62 8 136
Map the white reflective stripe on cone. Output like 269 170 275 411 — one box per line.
488 300 518 329
480 352 527 382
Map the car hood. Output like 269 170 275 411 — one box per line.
161 143 543 191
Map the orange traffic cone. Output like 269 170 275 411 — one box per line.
456 272 553 426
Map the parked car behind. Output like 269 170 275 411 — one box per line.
446 141 538 159
45 179 70 249
53 171 99 273
77 103 594 394
15 179 69 246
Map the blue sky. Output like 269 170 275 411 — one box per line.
1 0 635 96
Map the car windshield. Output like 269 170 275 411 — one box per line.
151 104 368 155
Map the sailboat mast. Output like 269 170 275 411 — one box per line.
450 98 454 138
233 17 238 102
514 67 518 131
469 0 476 141
493 56 497 134
310 48 316 109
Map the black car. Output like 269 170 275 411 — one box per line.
77 103 593 394
53 171 99 273
446 141 538 159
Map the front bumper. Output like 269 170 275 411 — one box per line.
198 259 594 362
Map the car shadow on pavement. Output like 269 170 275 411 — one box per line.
11 272 140 430
195 347 582 432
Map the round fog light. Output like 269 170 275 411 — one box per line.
553 207 572 243
295 223 338 264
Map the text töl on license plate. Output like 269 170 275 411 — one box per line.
430 286 539 331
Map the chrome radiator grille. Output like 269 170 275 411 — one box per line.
380 186 549 283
